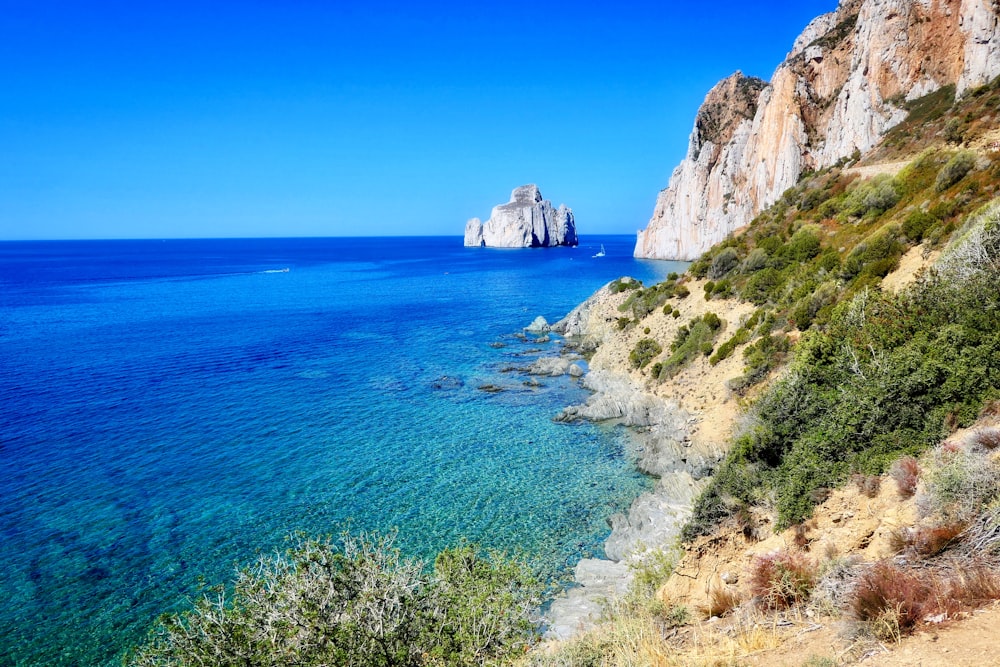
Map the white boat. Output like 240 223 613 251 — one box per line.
593 244 606 258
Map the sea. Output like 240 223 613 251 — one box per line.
0 236 684 665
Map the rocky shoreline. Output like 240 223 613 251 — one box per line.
526 280 723 640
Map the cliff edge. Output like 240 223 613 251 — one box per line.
635 0 1000 260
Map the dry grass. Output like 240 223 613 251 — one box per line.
701 586 743 618
526 607 784 667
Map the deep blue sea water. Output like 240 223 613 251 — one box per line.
0 236 684 665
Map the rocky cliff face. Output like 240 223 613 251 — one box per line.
635 0 1000 260
464 185 578 248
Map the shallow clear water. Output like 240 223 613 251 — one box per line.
0 236 684 665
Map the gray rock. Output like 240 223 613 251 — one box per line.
525 316 550 333
463 185 578 248
544 559 633 641
528 356 579 377
464 217 484 247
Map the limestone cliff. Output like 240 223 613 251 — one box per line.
635 0 1000 260
464 185 578 248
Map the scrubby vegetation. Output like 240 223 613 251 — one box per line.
650 312 722 380
129 531 540 667
688 201 1000 533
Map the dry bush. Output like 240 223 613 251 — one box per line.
850 561 932 639
969 426 1000 451
960 502 1000 559
793 523 810 550
919 443 1000 521
889 456 920 498
888 522 965 557
851 473 882 498
910 523 966 557
701 586 743 618
811 556 862 616
980 400 1000 417
749 551 818 610
887 528 909 555
850 560 1000 641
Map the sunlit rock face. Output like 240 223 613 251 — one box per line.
464 185 578 248
635 0 1000 260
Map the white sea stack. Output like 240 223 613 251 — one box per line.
464 185 579 248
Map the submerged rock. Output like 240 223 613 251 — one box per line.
464 185 578 248
430 376 464 390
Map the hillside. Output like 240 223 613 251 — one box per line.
528 63 1000 667
635 0 1000 260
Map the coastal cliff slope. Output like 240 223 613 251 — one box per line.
635 0 1000 260
465 184 578 248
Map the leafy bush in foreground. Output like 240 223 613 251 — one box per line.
128 531 541 667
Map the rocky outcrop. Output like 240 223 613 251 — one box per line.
464 185 579 248
635 0 1000 260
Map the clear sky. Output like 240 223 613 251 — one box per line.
1 0 838 240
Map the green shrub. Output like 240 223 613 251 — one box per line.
609 277 642 293
841 229 904 280
944 118 966 144
787 227 821 262
629 338 663 369
711 279 733 299
902 210 937 242
709 309 765 366
789 282 839 331
741 247 769 273
658 315 723 378
742 268 784 305
620 281 680 319
727 334 790 395
674 284 690 299
935 151 977 192
709 247 740 279
838 176 901 220
128 532 541 667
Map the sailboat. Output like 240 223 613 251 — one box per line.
593 244 606 258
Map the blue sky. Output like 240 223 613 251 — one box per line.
0 1 837 240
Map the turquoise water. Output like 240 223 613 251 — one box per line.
0 236 684 665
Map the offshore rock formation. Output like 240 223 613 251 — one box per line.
635 0 1000 260
464 185 578 248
